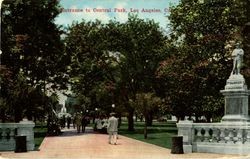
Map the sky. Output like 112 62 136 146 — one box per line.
55 0 179 105
55 0 179 30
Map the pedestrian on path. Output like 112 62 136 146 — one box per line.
81 115 88 133
107 112 118 145
67 116 71 129
75 113 82 133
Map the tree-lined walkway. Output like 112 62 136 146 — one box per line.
0 127 245 159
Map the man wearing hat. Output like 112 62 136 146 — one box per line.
107 112 118 145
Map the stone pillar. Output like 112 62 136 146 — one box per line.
18 119 35 151
220 74 250 122
176 120 193 153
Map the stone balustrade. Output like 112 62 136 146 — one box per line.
0 119 35 151
177 120 250 155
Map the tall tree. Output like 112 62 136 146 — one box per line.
113 15 167 130
65 15 167 130
131 92 161 139
2 0 68 88
1 0 68 121
158 0 250 121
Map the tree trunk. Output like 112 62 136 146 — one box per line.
176 115 185 122
146 113 153 126
144 121 148 139
14 108 23 123
118 116 122 128
26 108 33 121
127 109 134 131
0 109 6 123
140 115 143 122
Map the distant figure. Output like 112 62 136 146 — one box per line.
73 115 76 129
66 116 71 129
60 115 66 129
95 117 103 132
75 113 82 133
81 116 88 133
102 116 109 133
107 113 118 145
231 43 244 75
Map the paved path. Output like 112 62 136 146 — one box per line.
0 127 249 159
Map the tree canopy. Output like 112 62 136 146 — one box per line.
65 15 167 130
1 0 68 122
157 0 250 121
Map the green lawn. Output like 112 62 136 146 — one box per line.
34 123 47 150
119 121 177 149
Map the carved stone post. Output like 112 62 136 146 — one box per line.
176 120 193 153
18 119 35 151
221 75 250 122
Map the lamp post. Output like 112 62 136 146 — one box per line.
111 104 115 112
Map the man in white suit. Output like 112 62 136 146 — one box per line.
107 112 118 145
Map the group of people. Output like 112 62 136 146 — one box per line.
58 112 119 145
94 115 109 133
58 114 90 133
94 112 119 145
74 113 90 133
59 116 72 129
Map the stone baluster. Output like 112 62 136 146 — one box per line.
196 128 202 142
0 128 2 140
211 128 218 142
235 129 243 144
242 129 247 144
204 128 211 142
216 128 221 142
224 129 229 143
193 128 198 142
219 128 225 143
227 129 234 143
245 130 250 143
232 129 238 143
201 128 206 141
9 128 15 145
9 128 15 137
5 128 11 140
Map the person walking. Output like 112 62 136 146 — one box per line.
81 115 88 133
66 116 71 129
107 113 118 145
75 113 82 133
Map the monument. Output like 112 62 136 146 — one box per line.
57 105 71 118
61 105 67 114
177 43 250 155
221 43 250 122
